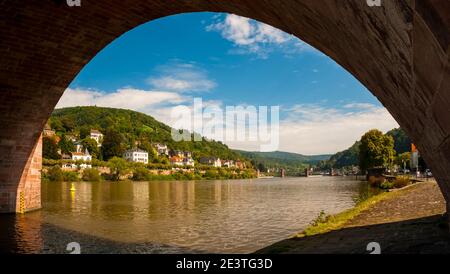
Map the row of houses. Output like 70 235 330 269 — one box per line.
199 157 246 169
46 126 245 170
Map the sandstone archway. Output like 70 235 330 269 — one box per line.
0 0 448 217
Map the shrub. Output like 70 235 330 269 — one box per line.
309 210 329 227
82 168 102 182
107 157 130 181
47 166 64 182
63 171 79 182
380 181 394 190
368 175 385 187
393 176 410 188
132 167 151 181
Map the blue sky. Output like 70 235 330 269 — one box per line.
58 12 398 154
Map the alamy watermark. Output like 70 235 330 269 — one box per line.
367 0 382 7
66 0 81 7
66 1 381 8
170 98 279 152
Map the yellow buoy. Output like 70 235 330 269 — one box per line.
70 183 76 192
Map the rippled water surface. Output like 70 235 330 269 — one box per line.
0 177 371 253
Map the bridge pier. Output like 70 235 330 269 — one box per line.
0 135 42 213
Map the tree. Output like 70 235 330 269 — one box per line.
139 140 158 162
396 152 411 170
50 119 64 133
79 126 91 140
58 134 75 155
61 117 75 132
107 157 129 181
359 129 396 172
43 136 60 160
102 129 125 160
82 168 102 182
82 137 100 159
46 166 64 182
386 128 412 154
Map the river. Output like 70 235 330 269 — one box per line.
0 177 373 254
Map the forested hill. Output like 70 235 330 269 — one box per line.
49 106 244 161
235 150 331 171
318 128 412 169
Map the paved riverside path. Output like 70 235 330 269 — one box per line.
257 182 450 254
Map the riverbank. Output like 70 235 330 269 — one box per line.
257 181 450 254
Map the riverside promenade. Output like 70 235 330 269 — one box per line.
258 182 450 254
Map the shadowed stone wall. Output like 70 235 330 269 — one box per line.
0 0 448 216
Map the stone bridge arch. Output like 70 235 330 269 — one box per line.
0 0 449 217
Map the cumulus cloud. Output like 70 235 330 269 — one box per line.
148 63 216 92
276 104 399 154
56 88 190 124
206 14 317 58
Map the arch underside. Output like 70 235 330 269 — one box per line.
0 0 449 214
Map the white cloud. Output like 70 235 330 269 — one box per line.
206 14 317 58
56 88 189 125
148 63 216 92
276 104 399 154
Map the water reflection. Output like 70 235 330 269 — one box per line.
1 177 371 253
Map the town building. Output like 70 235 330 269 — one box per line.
221 160 235 168
123 148 149 164
43 124 55 137
71 149 92 169
200 157 222 168
74 140 84 153
410 143 420 171
90 129 103 146
170 156 184 166
183 157 195 167
235 160 246 169
65 134 77 142
155 143 169 156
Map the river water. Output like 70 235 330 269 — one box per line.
0 177 372 254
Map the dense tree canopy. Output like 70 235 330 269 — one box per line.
43 136 60 160
359 129 396 172
48 106 247 162
386 128 412 154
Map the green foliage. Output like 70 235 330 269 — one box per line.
107 157 130 181
237 150 326 174
396 152 411 168
46 166 64 182
82 137 100 159
43 136 60 160
132 167 152 181
380 176 410 190
82 168 102 182
49 106 244 162
58 134 75 154
79 126 91 140
325 141 360 169
319 128 411 171
63 171 79 182
102 128 125 160
309 210 330 227
386 128 411 154
45 166 79 182
359 129 396 172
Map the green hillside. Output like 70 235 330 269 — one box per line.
235 150 331 172
317 128 412 169
48 106 246 162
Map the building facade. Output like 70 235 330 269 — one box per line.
90 129 103 146
123 148 149 164
200 157 222 168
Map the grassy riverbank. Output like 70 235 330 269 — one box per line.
297 189 400 238
257 182 448 254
